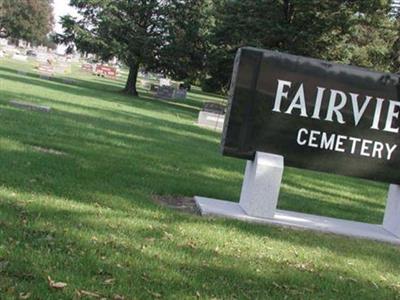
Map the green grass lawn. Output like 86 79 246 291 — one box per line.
0 57 399 299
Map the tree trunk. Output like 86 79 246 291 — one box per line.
283 0 294 23
123 64 139 97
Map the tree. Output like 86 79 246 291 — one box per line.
159 0 213 85
300 1 396 70
59 0 208 97
205 0 398 93
389 2 400 72
0 0 54 43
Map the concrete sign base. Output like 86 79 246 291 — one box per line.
239 152 283 219
195 151 400 245
195 197 400 245
383 184 400 238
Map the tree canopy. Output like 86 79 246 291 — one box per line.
59 0 209 96
59 0 399 95
0 0 54 44
159 0 213 84
204 0 398 93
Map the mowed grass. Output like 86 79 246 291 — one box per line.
0 57 399 299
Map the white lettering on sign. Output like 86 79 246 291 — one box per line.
311 87 326 120
326 90 347 124
285 84 308 117
273 80 291 113
350 93 371 126
273 79 400 134
296 128 397 160
384 101 400 133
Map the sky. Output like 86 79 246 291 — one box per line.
52 0 78 54
53 0 79 34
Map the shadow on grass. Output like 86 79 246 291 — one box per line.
0 96 240 204
0 64 397 298
0 194 399 299
279 169 387 224
0 79 388 223
0 66 205 115
188 87 227 104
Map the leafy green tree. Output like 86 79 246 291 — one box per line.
296 1 397 72
205 0 398 93
59 0 208 97
389 17 400 72
159 0 213 85
0 0 54 43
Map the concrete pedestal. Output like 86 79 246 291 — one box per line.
239 152 283 218
383 184 400 238
195 197 400 245
195 151 400 245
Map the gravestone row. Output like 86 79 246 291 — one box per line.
38 64 54 80
148 84 187 100
81 63 118 79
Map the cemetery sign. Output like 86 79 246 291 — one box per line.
222 47 400 183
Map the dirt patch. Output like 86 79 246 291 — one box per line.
32 146 67 156
152 195 199 214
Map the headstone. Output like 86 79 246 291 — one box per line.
140 72 150 80
62 78 77 84
38 64 54 80
156 86 175 99
12 53 28 61
197 111 225 132
179 83 191 91
95 65 117 79
54 63 71 75
81 63 94 73
150 84 160 92
10 100 51 113
159 78 171 86
174 88 187 100
36 53 49 63
197 102 226 131
203 102 226 114
140 80 151 90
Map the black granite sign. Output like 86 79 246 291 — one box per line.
222 47 400 183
